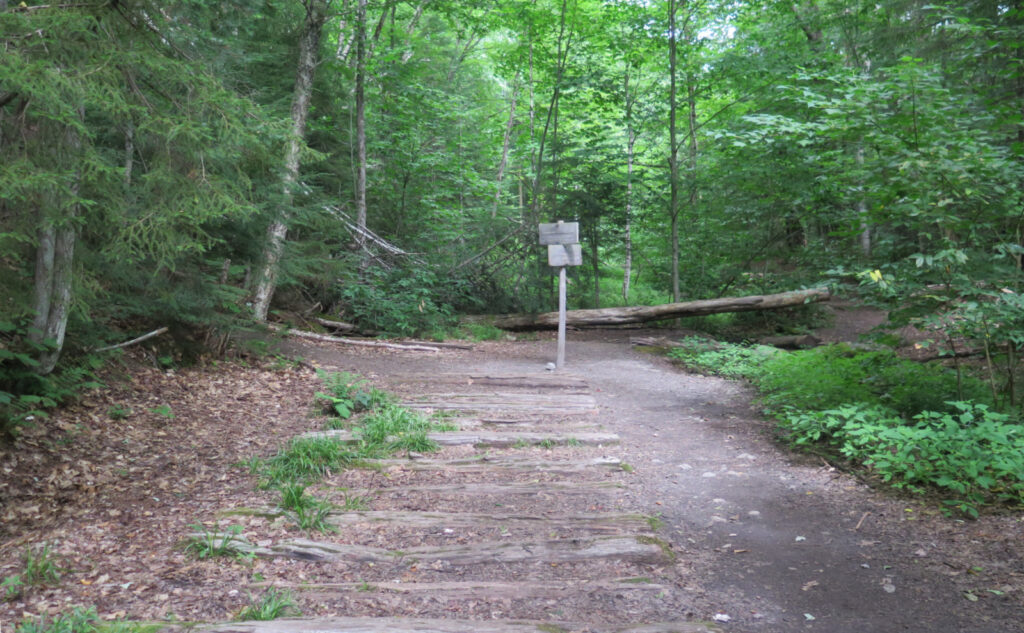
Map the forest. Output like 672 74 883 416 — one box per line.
2 0 1023 424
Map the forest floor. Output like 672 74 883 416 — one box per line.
1 299 1023 632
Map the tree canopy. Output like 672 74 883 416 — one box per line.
2 0 1023 422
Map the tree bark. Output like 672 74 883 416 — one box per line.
623 65 635 302
252 0 327 321
354 0 368 246
30 109 82 375
492 76 519 218
668 0 681 302
468 287 831 331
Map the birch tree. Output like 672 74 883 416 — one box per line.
253 0 331 321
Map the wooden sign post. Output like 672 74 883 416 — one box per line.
539 221 582 369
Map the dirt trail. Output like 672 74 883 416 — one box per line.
1 325 1021 633
287 330 1024 633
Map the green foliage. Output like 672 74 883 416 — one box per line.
0 320 103 437
259 437 355 488
22 542 62 586
184 524 251 561
236 588 301 621
455 323 506 342
336 267 460 337
2 572 24 601
754 345 991 417
314 370 389 420
353 404 439 457
777 403 1024 517
673 337 1020 515
667 336 779 378
276 484 335 533
107 405 132 420
14 607 100 633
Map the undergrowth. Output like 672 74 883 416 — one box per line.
668 337 1024 517
252 372 447 488
236 588 301 621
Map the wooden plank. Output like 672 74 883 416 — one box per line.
374 455 623 473
341 480 623 498
538 221 579 245
403 392 596 404
207 535 669 566
194 616 717 633
301 429 618 448
323 510 649 534
387 373 590 390
244 578 672 598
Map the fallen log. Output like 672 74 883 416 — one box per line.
268 324 442 352
467 287 831 331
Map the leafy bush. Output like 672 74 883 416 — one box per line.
314 370 389 420
753 344 991 417
667 336 780 378
336 267 458 337
777 402 1024 517
1 320 103 437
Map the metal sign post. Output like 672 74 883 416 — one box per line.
538 221 582 370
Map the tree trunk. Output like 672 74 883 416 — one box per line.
668 0 681 302
252 0 327 321
492 77 519 218
623 66 635 303
354 0 368 246
30 109 82 375
469 287 831 330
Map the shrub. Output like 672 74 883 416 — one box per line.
753 344 991 417
777 402 1024 517
667 336 780 378
314 370 389 420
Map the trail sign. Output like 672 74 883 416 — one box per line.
548 243 583 267
540 220 581 370
539 222 579 245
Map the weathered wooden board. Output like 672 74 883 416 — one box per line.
243 578 672 599
374 455 623 473
341 480 623 498
208 535 669 566
301 429 618 448
548 243 583 267
192 616 717 633
388 373 590 392
538 221 579 245
401 392 598 414
323 509 649 534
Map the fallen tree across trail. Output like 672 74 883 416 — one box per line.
466 287 831 330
